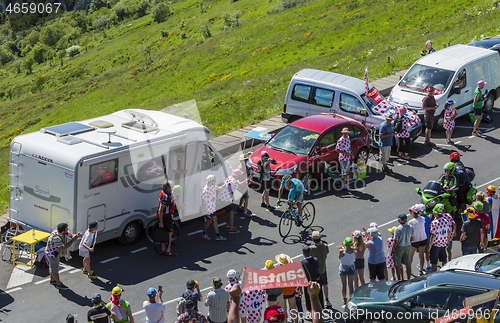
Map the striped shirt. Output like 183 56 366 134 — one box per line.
205 288 230 323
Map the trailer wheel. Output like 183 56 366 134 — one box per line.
118 221 141 246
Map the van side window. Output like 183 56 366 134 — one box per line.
291 84 312 103
136 157 165 182
453 69 466 89
202 144 220 171
312 88 334 107
90 159 118 188
339 93 365 115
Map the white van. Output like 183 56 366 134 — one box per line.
389 44 500 128
282 69 422 141
8 109 232 249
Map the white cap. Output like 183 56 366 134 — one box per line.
261 150 269 156
369 222 378 228
227 269 237 280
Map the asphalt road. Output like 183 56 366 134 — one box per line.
1 107 500 323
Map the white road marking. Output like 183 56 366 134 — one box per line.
188 222 226 236
469 136 475 139
131 247 148 254
6 264 36 289
100 256 120 264
454 126 494 130
477 176 500 189
378 219 398 228
1 287 22 294
70 268 83 274
313 190 327 196
35 278 50 285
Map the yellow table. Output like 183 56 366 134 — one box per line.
12 230 51 271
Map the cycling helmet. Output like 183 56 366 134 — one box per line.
444 162 455 173
450 152 460 162
283 174 292 184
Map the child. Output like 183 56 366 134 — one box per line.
487 185 500 239
351 230 366 289
201 175 227 241
443 99 457 145
338 237 356 305
386 226 399 280
79 221 98 279
237 165 252 218
395 106 412 159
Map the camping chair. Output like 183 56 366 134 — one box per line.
368 127 380 159
1 222 21 263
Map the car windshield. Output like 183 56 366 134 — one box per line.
266 125 320 156
361 86 383 115
476 254 500 272
399 64 454 95
389 275 428 300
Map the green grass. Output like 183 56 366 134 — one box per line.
1 0 500 210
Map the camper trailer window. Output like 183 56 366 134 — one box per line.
90 160 118 188
136 157 165 182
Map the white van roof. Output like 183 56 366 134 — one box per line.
417 44 497 71
293 69 371 94
13 109 209 170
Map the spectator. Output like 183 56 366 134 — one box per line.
226 269 247 323
181 280 203 312
474 201 491 252
427 205 451 272
79 221 98 280
88 293 117 323
460 207 485 255
438 205 456 262
106 286 134 323
395 106 412 160
45 223 82 290
257 151 276 210
415 204 432 272
301 245 324 310
425 40 435 54
477 191 492 214
66 314 76 323
275 254 297 323
408 205 427 276
308 231 330 307
338 237 355 305
177 300 208 323
158 180 177 256
443 99 457 145
351 230 366 289
487 185 500 239
205 277 230 323
143 288 164 323
336 127 353 189
243 285 265 323
378 114 395 173
368 222 388 279
201 175 226 241
263 261 284 309
306 282 326 323
293 287 303 322
422 86 438 146
386 227 399 280
364 227 386 282
218 170 243 234
237 163 253 218
472 80 488 137
228 283 242 323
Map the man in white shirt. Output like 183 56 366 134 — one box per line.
143 287 164 323
408 205 427 276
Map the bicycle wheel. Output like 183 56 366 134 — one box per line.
145 219 160 245
279 211 293 238
301 202 315 229
171 221 180 243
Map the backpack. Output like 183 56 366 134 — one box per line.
393 115 403 133
176 290 193 316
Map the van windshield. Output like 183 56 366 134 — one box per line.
399 64 454 95
266 125 320 156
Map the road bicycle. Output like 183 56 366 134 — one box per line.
277 199 315 238
145 215 181 254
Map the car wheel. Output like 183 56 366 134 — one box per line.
484 93 495 113
118 221 141 245
355 147 368 164
301 171 313 193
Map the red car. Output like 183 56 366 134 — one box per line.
247 114 370 190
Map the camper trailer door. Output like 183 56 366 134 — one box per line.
178 141 202 222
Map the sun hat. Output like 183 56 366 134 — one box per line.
388 226 397 234
311 231 321 239
408 205 419 213
343 237 353 248
112 286 123 296
206 175 215 183
147 288 157 297
385 114 393 120
261 150 269 157
211 277 223 288
447 99 455 105
351 230 362 238
232 169 244 177
474 201 484 211
265 260 274 270
369 222 378 228
341 127 350 134
264 305 286 323
397 213 408 222
92 293 102 302
478 80 486 88
399 106 407 115
368 227 379 239
275 253 293 265
227 269 237 279
416 204 426 213
433 204 445 214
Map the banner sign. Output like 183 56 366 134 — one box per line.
465 290 500 307
240 262 309 292
435 306 469 323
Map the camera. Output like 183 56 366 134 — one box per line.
270 159 277 165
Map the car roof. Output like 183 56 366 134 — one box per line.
293 69 373 95
467 35 500 49
290 114 363 133
417 44 497 71
427 270 500 290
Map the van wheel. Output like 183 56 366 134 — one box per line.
118 221 141 245
434 115 445 131
355 147 368 164
484 93 495 113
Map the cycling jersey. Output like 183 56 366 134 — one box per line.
281 178 304 202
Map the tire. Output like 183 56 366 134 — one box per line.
333 179 343 191
484 93 495 113
301 202 315 229
118 221 141 245
355 147 369 164
146 219 180 244
301 171 313 193
434 113 445 131
279 211 293 238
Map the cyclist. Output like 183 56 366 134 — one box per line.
450 152 470 209
277 175 304 224
158 180 177 256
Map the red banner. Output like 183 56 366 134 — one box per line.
435 306 469 323
240 262 309 292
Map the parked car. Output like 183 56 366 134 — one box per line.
281 68 422 141
344 270 500 323
467 35 500 54
246 114 370 190
441 252 500 274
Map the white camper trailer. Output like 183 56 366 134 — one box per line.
8 109 233 249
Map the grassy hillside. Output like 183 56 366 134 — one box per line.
1 0 499 210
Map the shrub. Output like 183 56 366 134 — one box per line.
0 46 14 65
160 29 169 37
43 102 53 110
198 23 211 39
66 45 81 57
280 0 308 9
113 3 127 20
32 43 50 64
14 61 21 74
41 23 66 47
22 30 41 50
33 75 46 92
222 12 241 29
151 3 170 23
93 15 110 30
135 0 150 17
21 45 32 57
89 0 111 14
0 92 5 99
22 55 35 74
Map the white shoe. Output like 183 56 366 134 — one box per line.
201 233 211 240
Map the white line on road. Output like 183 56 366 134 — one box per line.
100 256 120 264
188 222 226 236
378 219 398 228
1 287 22 294
476 176 500 189
454 125 494 130
35 278 50 285
131 247 148 254
469 136 475 139
313 190 327 196
70 268 83 274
